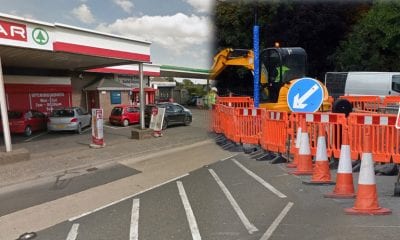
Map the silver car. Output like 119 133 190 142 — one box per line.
47 107 91 134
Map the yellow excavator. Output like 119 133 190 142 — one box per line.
210 47 331 111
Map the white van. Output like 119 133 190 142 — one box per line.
325 72 400 115
325 72 400 98
345 72 400 96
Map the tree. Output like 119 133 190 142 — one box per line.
334 1 400 71
214 0 371 80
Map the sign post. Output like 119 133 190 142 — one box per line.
90 108 105 148
287 77 324 113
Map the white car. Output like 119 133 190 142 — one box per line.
47 107 91 134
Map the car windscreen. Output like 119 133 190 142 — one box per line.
111 107 123 116
51 109 74 117
8 111 23 119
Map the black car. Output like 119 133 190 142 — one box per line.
145 103 192 129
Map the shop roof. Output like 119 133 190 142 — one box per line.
0 13 151 71
83 78 131 91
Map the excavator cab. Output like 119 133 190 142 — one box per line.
210 47 331 112
260 47 307 103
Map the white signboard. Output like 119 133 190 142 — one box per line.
91 108 104 146
149 107 165 131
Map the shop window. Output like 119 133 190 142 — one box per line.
110 91 122 104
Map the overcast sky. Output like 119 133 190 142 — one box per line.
0 0 214 69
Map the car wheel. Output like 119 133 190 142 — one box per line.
24 126 32 137
123 119 129 127
162 119 168 130
76 123 82 134
184 116 191 126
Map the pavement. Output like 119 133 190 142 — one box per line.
0 108 213 190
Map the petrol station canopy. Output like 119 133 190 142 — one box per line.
0 13 151 71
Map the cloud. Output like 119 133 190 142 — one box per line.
185 0 214 13
71 4 95 24
113 0 134 13
96 13 213 53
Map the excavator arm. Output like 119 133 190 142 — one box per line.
210 48 254 80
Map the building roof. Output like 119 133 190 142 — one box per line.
83 78 132 91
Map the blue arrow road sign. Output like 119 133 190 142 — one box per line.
287 77 324 112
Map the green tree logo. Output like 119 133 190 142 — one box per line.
32 28 49 45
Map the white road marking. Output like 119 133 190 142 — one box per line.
260 202 294 240
66 223 79 240
219 154 239 162
104 125 129 130
209 169 258 234
232 159 287 198
177 181 202 240
130 199 140 240
69 173 189 221
24 132 48 142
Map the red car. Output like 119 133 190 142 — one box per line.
0 110 47 136
109 105 140 126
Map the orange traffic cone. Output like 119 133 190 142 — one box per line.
290 121 313 175
345 128 391 215
304 125 334 185
324 127 355 198
287 126 301 168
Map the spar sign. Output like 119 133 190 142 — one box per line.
0 20 27 42
0 19 52 50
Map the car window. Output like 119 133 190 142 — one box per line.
172 105 183 112
25 111 33 119
111 107 123 116
8 111 23 119
76 108 84 115
166 105 174 112
392 75 400 92
51 109 75 117
31 111 42 118
127 107 139 113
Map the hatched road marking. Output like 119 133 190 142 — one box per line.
66 223 79 240
177 181 202 240
260 202 294 240
232 159 287 198
69 173 189 221
209 169 258 234
130 199 140 240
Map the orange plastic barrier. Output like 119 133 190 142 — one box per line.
339 96 381 113
211 104 222 133
260 111 289 154
381 96 400 114
216 97 254 108
218 105 240 143
347 113 400 163
235 108 263 145
291 112 347 159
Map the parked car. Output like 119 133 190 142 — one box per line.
109 105 140 126
0 110 47 136
187 95 202 106
47 107 91 134
145 102 192 129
